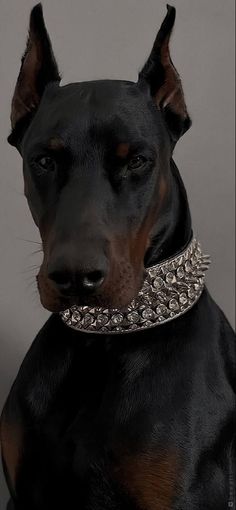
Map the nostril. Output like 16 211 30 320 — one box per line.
82 270 105 290
48 269 72 292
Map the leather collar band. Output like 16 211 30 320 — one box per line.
60 237 210 335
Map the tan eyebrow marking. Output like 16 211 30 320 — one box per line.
116 143 130 158
47 137 64 150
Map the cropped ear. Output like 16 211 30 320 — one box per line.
8 3 61 149
137 4 191 142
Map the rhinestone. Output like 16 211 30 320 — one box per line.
166 272 176 284
72 310 81 321
156 304 168 315
83 313 94 326
194 283 200 291
81 306 89 312
182 280 191 288
101 326 108 332
144 320 154 327
170 311 175 317
127 311 139 323
144 293 156 305
153 277 164 289
184 275 197 283
111 313 123 325
62 309 70 320
149 267 158 278
141 281 150 294
185 261 192 273
127 300 138 311
177 267 185 279
188 288 195 299
96 314 109 326
96 306 103 313
156 291 167 301
169 299 179 311
139 304 146 311
158 316 165 322
129 323 138 330
142 308 156 320
179 292 188 305
160 264 166 272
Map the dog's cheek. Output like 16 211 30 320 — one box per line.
37 268 62 313
103 241 141 307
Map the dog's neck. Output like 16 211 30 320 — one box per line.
144 158 192 268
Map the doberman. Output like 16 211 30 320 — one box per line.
1 3 235 509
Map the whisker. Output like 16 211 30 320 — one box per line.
21 265 39 274
24 274 37 283
28 248 43 257
16 237 41 245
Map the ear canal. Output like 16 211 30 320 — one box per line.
138 4 191 142
8 2 61 148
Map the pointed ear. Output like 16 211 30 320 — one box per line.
137 4 191 142
8 3 61 149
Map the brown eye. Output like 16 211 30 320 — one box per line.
128 155 147 170
35 156 56 173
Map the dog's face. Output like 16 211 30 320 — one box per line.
8 3 191 312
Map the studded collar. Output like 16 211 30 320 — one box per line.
60 237 210 335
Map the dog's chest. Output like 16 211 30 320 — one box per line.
13 417 181 510
2 338 186 509
2 322 231 510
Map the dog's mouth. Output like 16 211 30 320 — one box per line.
36 265 146 314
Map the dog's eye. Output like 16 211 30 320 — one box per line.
34 156 56 173
128 155 147 170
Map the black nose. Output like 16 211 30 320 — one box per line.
48 266 106 295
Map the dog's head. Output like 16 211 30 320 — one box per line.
8 3 191 312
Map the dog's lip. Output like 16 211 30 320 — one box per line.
46 290 140 313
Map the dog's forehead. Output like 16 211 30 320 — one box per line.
45 79 146 114
23 79 161 151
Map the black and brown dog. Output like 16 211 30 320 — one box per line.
1 3 235 509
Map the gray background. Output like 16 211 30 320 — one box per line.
0 0 235 506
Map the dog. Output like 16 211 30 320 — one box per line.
1 3 235 509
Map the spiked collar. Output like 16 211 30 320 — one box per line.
60 237 210 335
